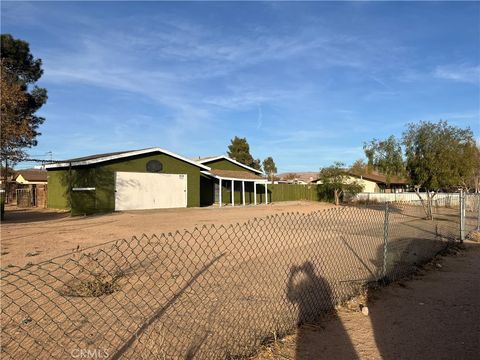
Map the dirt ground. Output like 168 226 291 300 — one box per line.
1 202 468 359
0 201 335 267
255 241 480 360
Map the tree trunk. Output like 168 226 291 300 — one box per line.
334 189 340 206
3 158 8 203
414 187 432 220
425 191 436 220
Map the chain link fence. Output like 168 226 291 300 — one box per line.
1 196 479 359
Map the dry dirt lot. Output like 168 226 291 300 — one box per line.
2 201 457 359
1 201 334 267
255 241 480 360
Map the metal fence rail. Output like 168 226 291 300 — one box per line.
1 198 479 359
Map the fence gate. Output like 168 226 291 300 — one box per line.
16 189 32 207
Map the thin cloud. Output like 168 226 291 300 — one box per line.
434 64 480 84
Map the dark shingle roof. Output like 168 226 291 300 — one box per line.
62 149 141 162
209 169 265 180
349 171 408 185
45 148 211 170
15 169 47 182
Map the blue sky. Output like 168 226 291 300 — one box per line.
2 1 479 172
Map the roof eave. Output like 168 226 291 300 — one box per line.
45 147 211 171
200 170 268 182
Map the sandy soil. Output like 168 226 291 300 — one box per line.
0 201 335 267
255 241 480 360
1 201 471 359
1 202 456 359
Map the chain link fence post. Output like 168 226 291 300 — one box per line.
459 190 465 242
477 193 480 231
382 202 389 282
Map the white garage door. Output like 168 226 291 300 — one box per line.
115 172 187 211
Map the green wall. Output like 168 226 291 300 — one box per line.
47 153 203 215
203 158 254 172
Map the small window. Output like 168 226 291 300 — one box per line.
146 160 163 173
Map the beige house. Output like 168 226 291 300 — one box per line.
14 169 48 207
348 172 408 193
15 169 48 185
313 171 408 193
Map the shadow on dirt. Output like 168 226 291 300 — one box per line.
286 261 357 359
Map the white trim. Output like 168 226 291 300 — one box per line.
242 181 245 206
200 171 268 183
45 147 211 171
72 187 96 191
231 179 234 207
197 156 263 175
219 178 222 208
265 182 268 205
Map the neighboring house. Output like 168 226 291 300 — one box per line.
13 169 48 207
348 172 408 193
0 172 16 204
195 156 269 207
277 172 319 184
313 171 408 193
14 169 48 185
45 148 268 215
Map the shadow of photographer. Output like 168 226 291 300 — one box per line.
286 261 358 359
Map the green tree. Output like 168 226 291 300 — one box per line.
459 145 480 193
350 159 370 176
262 157 277 183
319 162 363 205
227 136 262 171
473 146 480 193
363 135 404 184
403 120 477 218
1 34 47 185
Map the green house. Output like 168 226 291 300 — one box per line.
46 148 211 215
46 148 269 215
196 156 269 207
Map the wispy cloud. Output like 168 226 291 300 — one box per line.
5 2 479 171
434 64 480 84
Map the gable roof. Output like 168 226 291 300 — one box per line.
349 171 408 185
196 155 263 174
45 148 211 170
15 169 47 182
208 169 265 180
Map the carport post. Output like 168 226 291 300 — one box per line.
242 181 245 206
254 182 257 205
219 178 222 208
231 179 234 207
265 182 268 205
